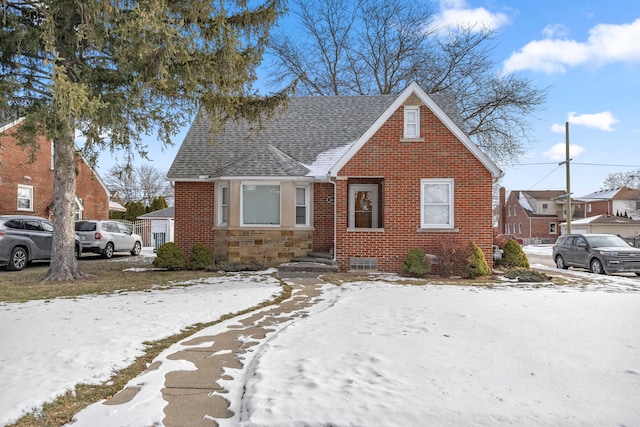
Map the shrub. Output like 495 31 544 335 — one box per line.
153 242 186 270
189 243 214 270
504 268 551 282
431 238 469 277
502 239 530 268
463 241 491 279
401 248 431 277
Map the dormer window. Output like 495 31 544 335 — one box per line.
404 106 420 139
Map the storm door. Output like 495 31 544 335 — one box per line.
348 184 379 228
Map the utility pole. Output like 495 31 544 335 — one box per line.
560 121 572 234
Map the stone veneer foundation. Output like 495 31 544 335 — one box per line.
214 229 313 267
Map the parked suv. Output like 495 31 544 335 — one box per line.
552 233 640 275
75 220 142 259
0 215 81 271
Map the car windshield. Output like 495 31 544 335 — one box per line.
585 235 631 248
75 222 97 232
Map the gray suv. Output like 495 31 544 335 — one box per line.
552 233 640 275
0 215 81 271
75 220 142 259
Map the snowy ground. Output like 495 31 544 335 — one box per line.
2 246 639 426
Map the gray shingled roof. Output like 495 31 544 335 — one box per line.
167 92 463 180
138 206 174 219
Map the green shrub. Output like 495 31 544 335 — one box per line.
503 268 551 282
431 238 469 277
153 242 186 270
189 243 214 270
502 240 530 268
401 248 431 277
463 241 491 279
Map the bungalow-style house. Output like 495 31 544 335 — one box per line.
498 189 566 244
167 82 502 273
0 117 110 220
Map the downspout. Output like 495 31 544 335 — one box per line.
329 176 337 262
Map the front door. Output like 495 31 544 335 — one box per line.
349 184 378 228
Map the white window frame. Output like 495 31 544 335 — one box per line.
420 178 454 229
295 185 310 227
240 181 281 226
218 184 229 225
508 206 512 216
587 203 592 213
404 106 420 139
542 203 548 213
74 196 84 221
518 223 522 233
549 222 557 234
17 184 34 211
507 223 511 233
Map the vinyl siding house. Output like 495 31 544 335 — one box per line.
0 117 109 220
167 82 502 273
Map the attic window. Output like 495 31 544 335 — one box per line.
404 106 420 139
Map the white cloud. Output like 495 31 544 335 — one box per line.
551 111 618 133
568 111 618 131
429 0 510 33
503 18 640 74
542 24 569 39
543 143 585 161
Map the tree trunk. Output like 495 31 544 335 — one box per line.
42 121 85 281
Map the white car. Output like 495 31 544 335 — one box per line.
75 220 142 259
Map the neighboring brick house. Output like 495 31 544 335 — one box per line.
575 187 640 219
167 82 502 273
0 117 110 220
498 189 566 244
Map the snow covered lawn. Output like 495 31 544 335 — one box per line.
0 273 282 426
1 247 639 426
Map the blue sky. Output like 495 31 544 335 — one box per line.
95 0 640 198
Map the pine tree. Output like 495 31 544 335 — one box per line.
1 1 292 281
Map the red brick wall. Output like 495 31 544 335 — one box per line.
174 181 215 259
313 182 334 252
75 153 109 219
0 123 108 219
335 104 494 272
502 192 530 240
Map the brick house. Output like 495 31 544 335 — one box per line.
575 187 640 219
167 82 502 273
0 117 109 220
498 189 566 244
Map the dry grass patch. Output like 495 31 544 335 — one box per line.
0 255 226 303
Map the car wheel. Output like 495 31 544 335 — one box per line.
8 247 28 271
131 241 141 256
555 255 568 269
590 258 606 275
75 244 80 259
102 242 114 259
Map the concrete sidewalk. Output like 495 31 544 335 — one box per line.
101 277 326 427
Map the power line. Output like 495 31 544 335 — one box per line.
514 162 640 168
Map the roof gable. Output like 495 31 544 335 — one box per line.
329 82 502 178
